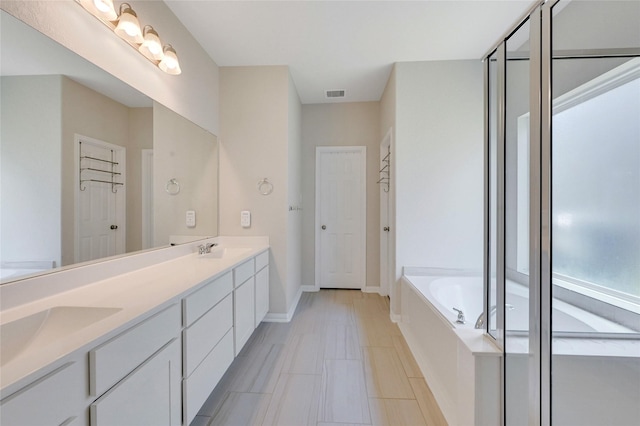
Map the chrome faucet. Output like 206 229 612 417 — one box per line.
452 307 466 324
474 304 514 329
198 242 218 255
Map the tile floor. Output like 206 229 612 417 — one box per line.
192 290 447 426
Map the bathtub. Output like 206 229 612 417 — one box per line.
400 268 640 426
411 274 631 336
399 269 500 426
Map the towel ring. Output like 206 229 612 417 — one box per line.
257 178 273 195
165 178 180 195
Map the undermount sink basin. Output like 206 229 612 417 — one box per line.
1 306 121 366
199 247 252 259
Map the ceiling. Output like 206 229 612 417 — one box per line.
165 0 536 104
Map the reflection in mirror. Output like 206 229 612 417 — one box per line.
153 102 219 247
0 10 218 283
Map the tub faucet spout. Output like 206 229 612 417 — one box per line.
452 307 466 324
475 304 514 329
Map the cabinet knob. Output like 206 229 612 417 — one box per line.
321 225 326 230
110 225 118 230
383 226 390 232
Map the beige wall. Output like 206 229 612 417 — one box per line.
301 102 381 289
394 60 484 305
1 0 220 135
61 76 131 266
127 108 153 253
219 66 298 316
153 102 218 246
0 76 62 266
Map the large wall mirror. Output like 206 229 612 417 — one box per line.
0 10 219 283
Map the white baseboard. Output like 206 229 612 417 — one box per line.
263 285 303 323
390 312 401 323
301 285 318 292
362 286 381 294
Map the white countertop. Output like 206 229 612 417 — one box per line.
0 237 269 396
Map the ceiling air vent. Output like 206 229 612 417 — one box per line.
325 89 345 99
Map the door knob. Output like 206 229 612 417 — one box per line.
110 225 118 230
383 226 390 232
321 225 326 230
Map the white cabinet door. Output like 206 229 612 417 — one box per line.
234 277 255 356
255 266 269 327
90 338 181 426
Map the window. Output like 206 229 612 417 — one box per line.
517 58 640 313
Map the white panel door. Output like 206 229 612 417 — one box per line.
77 136 125 263
316 147 366 289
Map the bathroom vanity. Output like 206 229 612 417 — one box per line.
0 237 269 425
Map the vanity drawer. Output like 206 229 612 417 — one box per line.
183 330 234 425
255 250 269 271
1 361 85 426
183 293 233 377
90 303 180 396
90 338 181 426
234 259 254 287
183 271 232 326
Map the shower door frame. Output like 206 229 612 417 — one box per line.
483 1 551 424
485 0 640 424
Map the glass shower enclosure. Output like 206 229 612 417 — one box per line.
485 1 640 424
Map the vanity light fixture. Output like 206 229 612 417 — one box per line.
139 26 163 61
114 3 143 44
79 0 117 21
93 0 117 20
159 44 182 75
76 0 181 75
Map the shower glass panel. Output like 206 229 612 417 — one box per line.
504 18 531 426
550 1 640 424
487 49 499 339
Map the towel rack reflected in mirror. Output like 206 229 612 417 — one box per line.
79 142 124 193
377 150 390 192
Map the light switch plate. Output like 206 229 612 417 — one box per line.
186 210 196 227
241 210 251 228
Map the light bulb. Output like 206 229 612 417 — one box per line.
139 26 164 61
114 4 143 44
93 0 116 19
80 0 116 21
159 45 181 75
